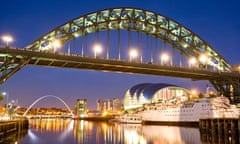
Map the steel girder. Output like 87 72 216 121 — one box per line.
0 49 30 84
211 76 240 104
25 7 231 72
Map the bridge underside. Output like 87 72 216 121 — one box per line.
0 48 222 80
211 78 240 104
0 47 240 104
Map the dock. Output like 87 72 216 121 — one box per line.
0 119 29 143
199 118 240 143
72 116 114 121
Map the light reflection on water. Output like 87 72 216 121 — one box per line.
18 118 201 144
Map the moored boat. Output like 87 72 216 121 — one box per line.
140 95 239 125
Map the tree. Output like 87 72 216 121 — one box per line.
209 92 217 97
198 93 205 98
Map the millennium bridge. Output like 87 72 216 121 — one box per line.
0 8 240 103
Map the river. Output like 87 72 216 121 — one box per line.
9 118 235 144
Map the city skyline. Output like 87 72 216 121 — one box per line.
0 0 239 109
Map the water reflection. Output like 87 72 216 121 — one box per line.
141 125 200 144
118 124 201 144
73 120 122 144
30 118 73 132
18 118 239 144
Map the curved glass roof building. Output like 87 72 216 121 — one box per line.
124 83 190 110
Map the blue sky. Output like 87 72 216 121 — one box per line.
0 0 239 109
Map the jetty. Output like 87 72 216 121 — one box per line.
0 119 29 143
199 118 240 143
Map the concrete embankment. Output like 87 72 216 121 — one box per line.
0 119 29 143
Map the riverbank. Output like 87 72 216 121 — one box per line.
0 119 29 143
73 116 114 121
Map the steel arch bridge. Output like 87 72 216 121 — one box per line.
26 7 230 71
0 7 240 103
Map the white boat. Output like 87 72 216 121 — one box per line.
111 113 142 124
140 95 239 125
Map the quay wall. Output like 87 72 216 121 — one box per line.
142 120 199 127
73 116 113 121
0 119 29 143
199 118 240 143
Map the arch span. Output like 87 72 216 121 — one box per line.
26 7 230 71
23 95 74 117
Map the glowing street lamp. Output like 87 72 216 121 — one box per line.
160 53 170 65
2 35 13 47
129 49 138 61
52 39 61 53
199 54 209 69
93 43 102 58
190 88 198 100
188 57 197 67
199 54 208 64
191 89 198 96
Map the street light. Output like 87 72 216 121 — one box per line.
1 35 13 47
191 89 198 96
93 43 102 58
190 88 198 101
199 54 208 69
160 53 170 65
199 54 208 64
188 57 197 67
52 39 61 53
129 48 138 61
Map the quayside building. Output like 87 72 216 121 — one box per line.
123 83 191 110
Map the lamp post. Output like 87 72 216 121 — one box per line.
190 88 199 101
160 53 170 65
129 49 138 62
52 39 61 53
191 89 198 96
1 35 13 47
199 54 208 69
188 57 197 67
93 43 102 58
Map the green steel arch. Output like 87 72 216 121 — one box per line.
25 7 231 71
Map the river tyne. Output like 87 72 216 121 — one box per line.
11 118 236 144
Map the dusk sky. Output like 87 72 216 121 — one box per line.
0 0 239 109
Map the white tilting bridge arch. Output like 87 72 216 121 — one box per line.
23 95 74 117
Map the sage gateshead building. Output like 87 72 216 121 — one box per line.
123 83 191 110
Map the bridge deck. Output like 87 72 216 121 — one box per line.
0 47 238 80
